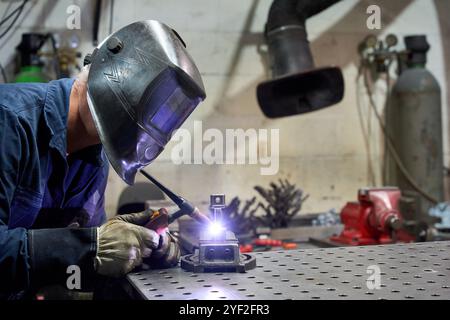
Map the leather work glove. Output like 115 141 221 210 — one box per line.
118 209 181 269
95 209 180 277
95 213 160 278
145 230 181 268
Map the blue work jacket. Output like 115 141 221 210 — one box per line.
0 78 109 299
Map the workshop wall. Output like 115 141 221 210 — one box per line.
1 0 448 217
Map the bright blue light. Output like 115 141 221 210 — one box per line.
208 221 225 236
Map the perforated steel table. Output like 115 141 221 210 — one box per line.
127 241 450 300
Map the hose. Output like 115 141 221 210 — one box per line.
359 65 439 204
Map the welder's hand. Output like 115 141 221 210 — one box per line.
114 208 169 234
114 209 156 226
95 219 160 278
145 230 181 269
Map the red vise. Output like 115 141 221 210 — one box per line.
331 187 413 245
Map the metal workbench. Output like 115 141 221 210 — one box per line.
127 241 450 300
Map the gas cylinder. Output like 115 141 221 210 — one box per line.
385 35 443 219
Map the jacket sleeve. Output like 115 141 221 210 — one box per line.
0 107 31 298
0 107 98 298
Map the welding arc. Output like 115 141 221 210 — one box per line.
360 66 438 205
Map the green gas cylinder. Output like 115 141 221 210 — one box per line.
385 35 444 220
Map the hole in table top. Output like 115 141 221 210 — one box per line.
183 292 191 296
154 294 163 297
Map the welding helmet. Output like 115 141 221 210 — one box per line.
86 20 206 184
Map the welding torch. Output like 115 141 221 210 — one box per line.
140 170 212 226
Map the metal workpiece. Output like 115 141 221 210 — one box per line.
127 241 450 300
180 231 256 273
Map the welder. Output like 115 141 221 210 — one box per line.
0 20 206 299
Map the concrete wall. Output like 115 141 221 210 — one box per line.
1 0 449 218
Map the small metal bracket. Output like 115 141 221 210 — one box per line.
180 231 256 273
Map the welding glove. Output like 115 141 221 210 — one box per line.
95 217 160 278
146 230 181 268
117 210 181 268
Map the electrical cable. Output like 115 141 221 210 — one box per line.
0 0 29 40
360 64 439 204
0 0 25 27
355 62 376 186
